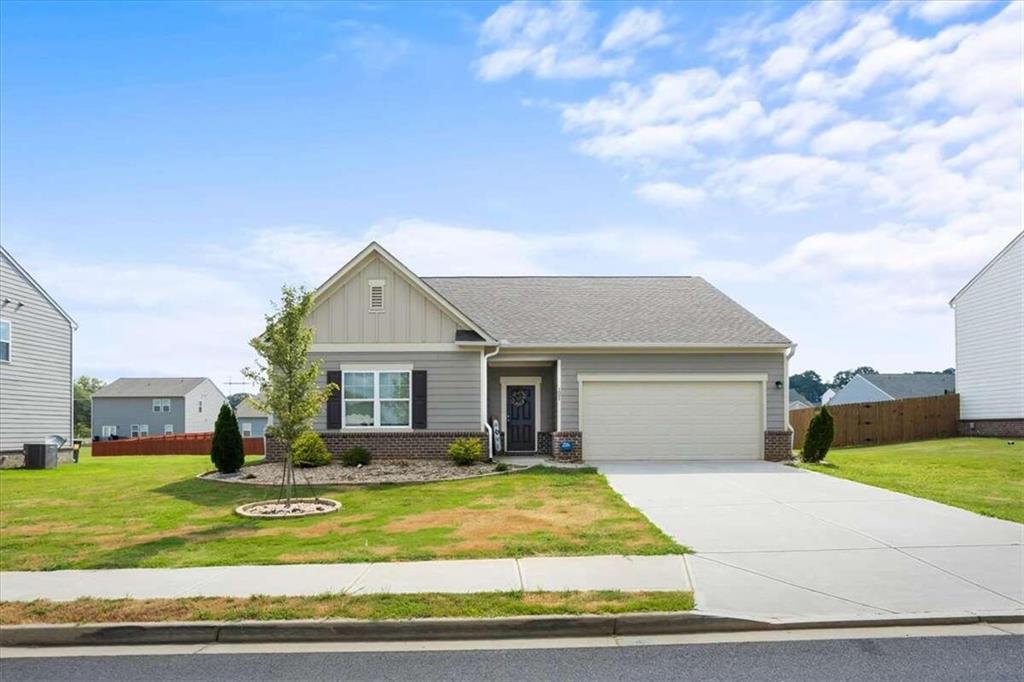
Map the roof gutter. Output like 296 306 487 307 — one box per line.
785 344 798 431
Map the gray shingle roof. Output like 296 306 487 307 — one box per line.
866 373 956 400
93 377 209 398
234 396 270 418
423 277 790 346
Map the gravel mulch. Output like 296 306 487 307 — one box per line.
201 459 527 486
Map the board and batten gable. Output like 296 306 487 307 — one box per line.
557 352 788 432
309 254 462 344
183 379 226 433
0 249 74 453
952 234 1024 421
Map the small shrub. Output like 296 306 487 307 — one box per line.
292 431 331 468
494 461 509 472
448 437 484 466
341 446 372 467
211 403 245 473
802 405 835 463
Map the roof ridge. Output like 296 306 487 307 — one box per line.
422 275 698 279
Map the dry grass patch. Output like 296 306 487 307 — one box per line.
0 591 695 624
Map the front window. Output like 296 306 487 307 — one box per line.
0 320 10 362
342 370 411 428
152 398 170 413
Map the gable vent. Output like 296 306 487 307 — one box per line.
368 279 386 312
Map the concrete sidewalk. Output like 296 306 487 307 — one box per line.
0 555 691 602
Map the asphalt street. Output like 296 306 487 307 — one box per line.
3 635 1022 682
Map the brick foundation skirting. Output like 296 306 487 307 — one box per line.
957 419 1024 439
763 430 794 462
550 431 583 462
265 431 487 463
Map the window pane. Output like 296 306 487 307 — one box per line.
379 372 410 399
344 372 374 400
0 341 9 362
344 401 375 426
0 321 9 342
380 400 410 426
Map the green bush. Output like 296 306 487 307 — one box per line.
447 437 484 466
341 446 372 467
292 431 331 468
802 405 835 463
494 461 509 472
210 403 245 474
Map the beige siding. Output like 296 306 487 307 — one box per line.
310 351 482 431
557 352 787 431
954 236 1024 420
0 251 73 452
309 255 460 344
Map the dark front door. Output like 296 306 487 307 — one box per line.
506 385 536 452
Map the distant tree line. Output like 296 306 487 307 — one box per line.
789 366 954 404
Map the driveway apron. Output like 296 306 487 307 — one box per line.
597 460 1024 620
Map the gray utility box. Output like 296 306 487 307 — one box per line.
23 443 58 470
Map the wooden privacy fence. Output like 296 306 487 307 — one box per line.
790 393 959 449
93 432 265 456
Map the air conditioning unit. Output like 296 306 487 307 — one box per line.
23 443 57 470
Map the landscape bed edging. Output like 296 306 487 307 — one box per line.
2 611 1021 647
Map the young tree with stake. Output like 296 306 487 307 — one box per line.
243 286 336 505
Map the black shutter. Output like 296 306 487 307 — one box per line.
412 370 427 429
326 370 342 430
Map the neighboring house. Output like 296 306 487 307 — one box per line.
950 232 1024 437
829 372 955 407
789 390 815 410
0 246 77 456
91 377 225 440
820 387 837 405
235 396 272 438
277 242 795 464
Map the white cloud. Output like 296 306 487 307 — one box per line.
635 181 706 207
761 45 810 80
476 1 672 80
811 119 898 155
601 8 668 51
909 0 993 23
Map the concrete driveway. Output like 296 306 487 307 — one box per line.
598 460 1024 621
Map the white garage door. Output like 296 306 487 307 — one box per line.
581 379 763 460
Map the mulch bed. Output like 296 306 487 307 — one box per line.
201 459 526 486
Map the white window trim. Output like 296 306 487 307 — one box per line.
102 425 118 438
500 376 542 453
130 424 149 438
341 367 413 430
0 319 11 363
241 422 253 437
164 424 174 435
153 398 171 413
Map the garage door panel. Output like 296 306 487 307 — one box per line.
582 380 762 460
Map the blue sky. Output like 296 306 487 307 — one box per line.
1 0 1020 387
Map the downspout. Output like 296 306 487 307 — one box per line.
785 343 798 431
482 343 502 461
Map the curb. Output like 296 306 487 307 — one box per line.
2 611 1021 648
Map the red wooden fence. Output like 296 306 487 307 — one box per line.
92 432 265 456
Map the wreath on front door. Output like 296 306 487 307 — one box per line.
510 389 529 407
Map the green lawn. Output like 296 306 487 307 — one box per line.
0 450 682 571
800 438 1024 523
0 591 695 624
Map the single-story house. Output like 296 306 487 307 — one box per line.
0 245 77 460
828 372 955 407
91 377 225 440
267 242 795 463
789 390 815 410
235 395 272 438
950 231 1023 437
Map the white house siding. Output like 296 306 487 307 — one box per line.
183 379 226 433
954 236 1024 420
308 255 460 344
309 351 481 431
828 375 893 406
0 251 73 452
557 352 787 432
